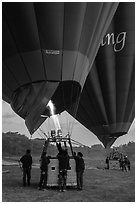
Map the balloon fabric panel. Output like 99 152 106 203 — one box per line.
76 2 135 148
2 2 119 135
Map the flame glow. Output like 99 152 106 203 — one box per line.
51 115 61 130
47 100 61 131
47 100 55 116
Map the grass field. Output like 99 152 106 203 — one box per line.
2 157 135 202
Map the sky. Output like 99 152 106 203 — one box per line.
2 100 135 147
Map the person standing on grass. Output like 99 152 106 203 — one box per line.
119 156 124 170
124 156 130 171
20 149 32 187
126 157 131 171
38 151 50 190
106 156 109 169
74 152 85 190
57 148 70 192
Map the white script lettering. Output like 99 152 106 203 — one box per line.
101 32 126 52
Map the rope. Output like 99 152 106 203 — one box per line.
43 117 51 137
70 138 88 148
37 130 45 139
39 128 48 139
61 90 71 134
28 135 34 156
47 117 52 133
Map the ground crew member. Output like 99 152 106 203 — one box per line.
57 148 70 192
121 156 128 172
38 152 50 190
74 152 85 190
127 159 131 171
106 156 109 169
119 156 124 170
20 149 32 187
124 156 130 171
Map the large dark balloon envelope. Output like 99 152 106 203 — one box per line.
2 2 118 135
76 2 135 148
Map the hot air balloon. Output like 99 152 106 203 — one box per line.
76 2 135 148
2 2 118 135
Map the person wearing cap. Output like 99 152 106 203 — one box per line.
73 152 85 190
38 151 50 190
20 149 32 187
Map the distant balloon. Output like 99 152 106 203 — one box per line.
76 2 135 148
2 2 118 134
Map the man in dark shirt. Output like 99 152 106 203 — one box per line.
106 156 109 169
20 149 32 186
124 156 130 171
38 151 50 190
74 152 85 190
57 148 70 192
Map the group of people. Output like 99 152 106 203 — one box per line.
119 156 130 172
56 142 85 191
19 144 85 192
105 155 130 171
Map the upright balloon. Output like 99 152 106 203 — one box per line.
2 2 118 135
76 2 135 148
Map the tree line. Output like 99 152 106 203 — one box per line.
2 132 135 161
